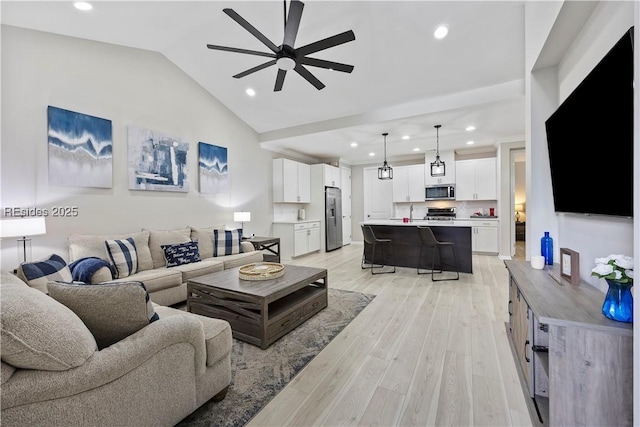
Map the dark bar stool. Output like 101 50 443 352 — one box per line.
416 226 459 281
360 225 396 275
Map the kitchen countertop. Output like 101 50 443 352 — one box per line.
272 219 321 224
363 218 499 227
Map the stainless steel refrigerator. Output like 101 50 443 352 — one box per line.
325 186 343 252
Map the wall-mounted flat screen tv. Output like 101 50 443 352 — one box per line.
545 26 634 218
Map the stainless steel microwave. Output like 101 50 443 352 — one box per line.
425 184 455 201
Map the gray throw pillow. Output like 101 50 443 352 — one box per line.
47 281 159 349
0 281 97 370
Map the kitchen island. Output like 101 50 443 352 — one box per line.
361 220 473 274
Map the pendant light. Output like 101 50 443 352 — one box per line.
430 124 445 177
378 132 393 180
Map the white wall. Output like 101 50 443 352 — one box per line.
526 1 634 291
0 25 274 269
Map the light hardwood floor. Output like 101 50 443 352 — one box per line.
247 244 533 427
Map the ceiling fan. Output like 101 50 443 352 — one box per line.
206 0 355 91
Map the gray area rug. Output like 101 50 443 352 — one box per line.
177 288 375 427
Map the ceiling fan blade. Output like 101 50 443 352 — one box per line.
206 44 276 59
294 64 325 90
233 60 277 78
295 30 355 56
223 8 279 53
297 57 354 73
274 69 287 91
283 0 304 47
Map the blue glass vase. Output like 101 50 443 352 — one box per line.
541 231 553 265
602 279 633 323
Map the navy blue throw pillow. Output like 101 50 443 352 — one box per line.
161 241 201 267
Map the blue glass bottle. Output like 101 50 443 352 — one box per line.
541 231 553 265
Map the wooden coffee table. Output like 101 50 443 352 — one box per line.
187 265 328 349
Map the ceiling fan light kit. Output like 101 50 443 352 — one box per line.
378 133 393 180
430 124 446 177
207 0 355 92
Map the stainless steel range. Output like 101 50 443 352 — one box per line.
425 207 456 220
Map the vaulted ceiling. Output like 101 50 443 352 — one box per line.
1 1 526 164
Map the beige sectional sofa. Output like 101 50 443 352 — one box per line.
0 271 233 426
67 226 264 306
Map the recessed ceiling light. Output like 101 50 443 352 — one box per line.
369 152 375 157
74 1 93 11
465 126 476 132
350 142 358 147
245 88 256 97
402 135 410 140
412 148 420 152
467 140 475 145
434 25 448 39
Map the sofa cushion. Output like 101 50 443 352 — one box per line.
162 241 201 267
1 361 15 384
213 229 243 257
109 268 182 293
221 250 264 270
171 258 224 282
105 237 138 278
69 231 153 271
154 305 232 367
0 281 98 370
189 226 226 259
16 254 72 293
47 281 159 350
147 228 192 269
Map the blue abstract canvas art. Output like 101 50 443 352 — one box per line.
128 126 189 192
47 106 113 188
198 142 228 194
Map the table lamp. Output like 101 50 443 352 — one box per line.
233 211 251 236
515 204 524 222
0 217 47 264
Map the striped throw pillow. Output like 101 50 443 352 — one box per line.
105 237 138 279
18 254 73 292
213 229 243 257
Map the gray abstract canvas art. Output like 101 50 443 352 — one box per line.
198 142 228 194
128 126 189 192
47 106 113 188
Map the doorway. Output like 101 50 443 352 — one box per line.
512 149 526 260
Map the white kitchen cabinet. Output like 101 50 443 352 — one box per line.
471 220 499 253
392 164 425 202
273 158 311 203
455 157 497 200
313 164 341 188
273 221 320 259
424 150 456 186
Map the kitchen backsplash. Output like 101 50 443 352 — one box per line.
394 200 497 219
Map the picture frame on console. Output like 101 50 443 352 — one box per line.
560 247 580 285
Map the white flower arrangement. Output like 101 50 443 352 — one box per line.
591 254 634 284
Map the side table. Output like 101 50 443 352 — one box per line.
244 236 280 263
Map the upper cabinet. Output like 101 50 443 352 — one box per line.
312 164 341 188
392 164 425 202
455 157 497 201
273 158 311 203
424 150 456 186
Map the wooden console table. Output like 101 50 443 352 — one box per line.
504 260 632 426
